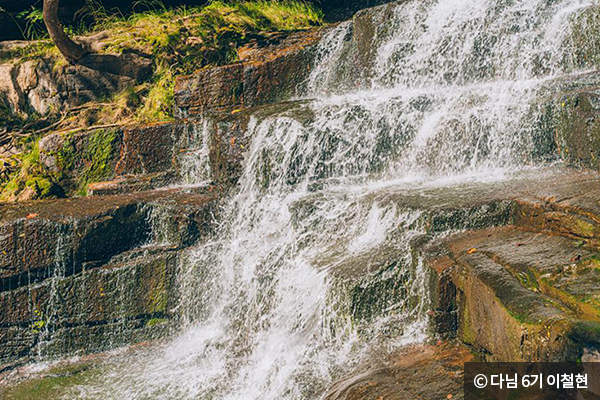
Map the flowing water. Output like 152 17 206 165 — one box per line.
42 0 600 398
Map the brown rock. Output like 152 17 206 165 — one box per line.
0 186 218 364
174 28 327 117
324 343 472 400
15 186 36 202
427 225 600 362
0 52 152 118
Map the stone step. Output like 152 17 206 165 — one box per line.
0 187 219 365
0 249 179 364
323 342 471 400
37 123 208 198
174 28 327 117
0 186 218 292
427 225 600 362
297 168 600 337
86 172 179 196
513 177 600 245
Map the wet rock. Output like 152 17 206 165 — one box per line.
512 173 600 246
416 171 600 360
174 29 327 117
554 87 600 171
427 225 600 362
429 259 458 338
324 343 472 400
86 172 177 196
0 187 217 364
0 187 217 289
0 249 179 363
115 123 202 176
37 123 207 197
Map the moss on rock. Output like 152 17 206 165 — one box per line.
0 362 97 400
52 128 120 196
0 138 61 202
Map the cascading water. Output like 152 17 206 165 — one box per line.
66 0 598 398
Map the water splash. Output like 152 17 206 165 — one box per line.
176 119 213 186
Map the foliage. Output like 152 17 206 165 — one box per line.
17 7 45 40
94 0 323 73
137 65 176 123
0 41 59 64
0 137 58 201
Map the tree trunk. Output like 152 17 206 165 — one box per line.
43 0 87 63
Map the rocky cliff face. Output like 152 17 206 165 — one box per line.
0 188 217 366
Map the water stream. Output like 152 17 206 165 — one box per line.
58 0 598 398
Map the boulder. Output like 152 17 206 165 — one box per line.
426 175 600 362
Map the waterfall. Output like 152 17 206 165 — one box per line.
68 0 597 399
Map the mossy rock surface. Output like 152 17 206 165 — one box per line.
0 362 99 400
429 224 600 361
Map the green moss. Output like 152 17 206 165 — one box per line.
25 177 54 198
588 257 600 273
30 308 47 334
149 259 168 314
146 317 168 327
54 128 120 196
81 129 119 190
515 270 539 292
459 302 477 344
0 363 95 400
0 138 60 201
575 219 596 238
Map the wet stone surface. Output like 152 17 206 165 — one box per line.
324 342 472 400
0 187 218 365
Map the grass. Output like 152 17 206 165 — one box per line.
91 0 323 74
3 0 323 71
